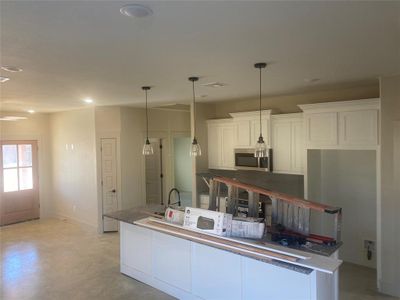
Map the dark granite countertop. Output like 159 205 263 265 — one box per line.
104 204 166 224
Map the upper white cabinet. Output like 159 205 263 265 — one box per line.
271 114 304 174
299 99 380 149
207 119 236 170
230 110 271 148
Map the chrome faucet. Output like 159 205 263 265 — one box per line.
168 188 181 206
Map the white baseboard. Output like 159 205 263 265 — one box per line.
52 213 98 230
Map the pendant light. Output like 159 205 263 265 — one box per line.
189 76 201 157
254 62 268 158
142 86 154 155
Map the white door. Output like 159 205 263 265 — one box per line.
101 138 118 232
0 141 39 226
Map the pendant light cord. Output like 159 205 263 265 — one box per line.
192 80 196 139
145 89 149 140
259 66 262 137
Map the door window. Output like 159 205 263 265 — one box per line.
2 144 33 192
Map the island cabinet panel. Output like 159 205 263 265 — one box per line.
242 257 312 300
153 231 192 292
191 243 242 300
120 223 152 275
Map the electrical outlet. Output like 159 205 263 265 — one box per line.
364 240 375 251
73 205 76 212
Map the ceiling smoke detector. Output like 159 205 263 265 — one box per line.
1 66 23 72
201 82 227 88
120 4 153 18
0 76 10 83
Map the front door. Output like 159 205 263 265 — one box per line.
101 138 118 232
0 141 39 226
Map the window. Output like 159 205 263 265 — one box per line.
2 144 33 192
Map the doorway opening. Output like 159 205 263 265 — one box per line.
145 138 164 205
0 140 39 226
173 136 192 207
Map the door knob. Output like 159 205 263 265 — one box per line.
110 189 116 193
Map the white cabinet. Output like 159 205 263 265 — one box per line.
271 114 304 174
299 99 380 149
230 110 272 149
234 120 252 148
192 243 242 300
304 112 338 148
339 109 378 146
153 231 192 292
207 120 235 170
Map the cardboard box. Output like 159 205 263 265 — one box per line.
183 207 232 236
231 217 265 239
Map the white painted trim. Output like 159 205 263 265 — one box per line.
229 110 273 119
53 213 97 229
271 112 303 120
298 98 380 114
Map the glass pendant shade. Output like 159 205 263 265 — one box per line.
254 135 267 158
190 138 201 157
142 139 154 155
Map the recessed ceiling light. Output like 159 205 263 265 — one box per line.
27 109 35 114
0 116 27 121
0 76 10 83
1 66 23 72
83 98 94 104
201 82 227 88
120 4 153 18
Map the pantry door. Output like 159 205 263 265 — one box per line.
0 141 39 226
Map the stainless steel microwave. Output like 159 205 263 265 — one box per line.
234 148 272 172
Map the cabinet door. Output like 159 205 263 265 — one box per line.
120 223 152 275
291 120 304 174
305 112 338 148
221 125 235 169
192 243 242 300
272 121 292 173
235 120 252 148
153 231 192 292
207 123 220 168
339 110 378 146
251 119 269 147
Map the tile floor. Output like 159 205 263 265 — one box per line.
1 218 398 300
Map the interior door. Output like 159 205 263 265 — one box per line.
0 141 39 226
101 138 118 232
145 139 162 205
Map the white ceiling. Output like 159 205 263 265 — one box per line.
1 1 399 113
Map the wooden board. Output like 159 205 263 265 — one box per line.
214 176 340 213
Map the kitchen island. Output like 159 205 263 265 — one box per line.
106 207 342 300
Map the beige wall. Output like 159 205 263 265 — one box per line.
0 112 52 218
379 75 400 297
213 83 379 118
120 107 191 209
192 103 217 205
50 109 98 227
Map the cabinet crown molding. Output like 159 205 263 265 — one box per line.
229 110 272 119
298 98 380 114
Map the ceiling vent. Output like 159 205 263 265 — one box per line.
201 82 227 88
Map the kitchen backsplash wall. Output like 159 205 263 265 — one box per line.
205 169 304 198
